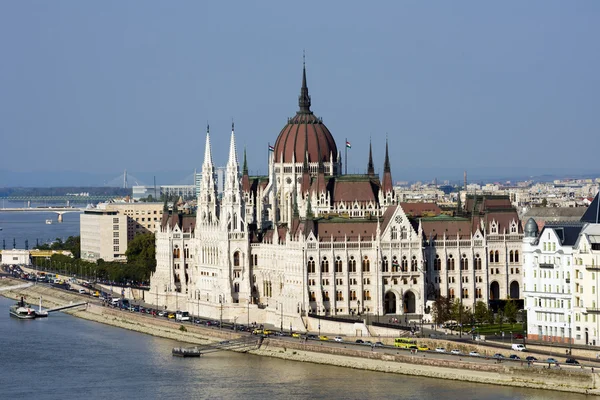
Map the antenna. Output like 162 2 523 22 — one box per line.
123 169 128 189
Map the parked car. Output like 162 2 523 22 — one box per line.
417 345 430 351
78 289 86 294
546 357 558 364
292 332 301 338
565 358 580 365
355 339 365 344
525 356 538 362
450 349 461 355
334 336 343 342
374 341 384 347
493 353 505 359
512 344 526 352
307 334 318 340
469 351 481 357
509 354 521 360
435 347 447 353
514 334 524 339
319 335 329 341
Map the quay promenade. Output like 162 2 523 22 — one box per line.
1 278 600 395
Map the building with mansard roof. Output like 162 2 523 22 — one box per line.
149 65 524 330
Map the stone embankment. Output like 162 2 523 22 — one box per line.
1 278 598 395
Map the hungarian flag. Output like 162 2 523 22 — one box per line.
268 144 275 152
346 141 351 149
392 259 399 267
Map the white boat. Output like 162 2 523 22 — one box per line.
45 219 52 225
9 298 37 319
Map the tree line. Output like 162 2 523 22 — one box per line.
33 234 156 284
432 296 519 327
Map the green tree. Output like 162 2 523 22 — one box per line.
474 301 489 324
503 300 518 324
432 296 451 325
541 198 548 207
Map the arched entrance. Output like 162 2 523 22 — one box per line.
509 281 520 299
403 291 416 313
490 281 500 300
384 291 397 314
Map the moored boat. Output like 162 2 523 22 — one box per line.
9 297 37 319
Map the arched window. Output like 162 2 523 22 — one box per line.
234 282 240 293
382 256 389 272
448 255 455 270
509 250 514 263
348 256 356 273
400 227 408 239
321 257 329 273
392 256 399 272
494 250 499 263
489 250 494 263
307 257 316 273
233 251 240 267
401 256 408 272
411 256 418 272
391 226 397 240
434 254 441 271
173 246 180 259
475 254 481 270
461 254 468 271
362 256 370 272
335 257 343 273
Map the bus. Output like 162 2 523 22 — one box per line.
394 338 417 349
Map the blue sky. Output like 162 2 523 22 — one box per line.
1 1 599 186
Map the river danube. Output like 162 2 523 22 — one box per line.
0 297 592 400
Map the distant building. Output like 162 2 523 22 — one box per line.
80 202 164 262
0 249 31 266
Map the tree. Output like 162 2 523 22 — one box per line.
503 300 518 324
432 296 452 325
541 198 548 207
474 301 488 324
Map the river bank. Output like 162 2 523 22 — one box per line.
2 278 599 395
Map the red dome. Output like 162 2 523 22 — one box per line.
273 64 338 163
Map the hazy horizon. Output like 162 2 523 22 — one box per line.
1 2 599 187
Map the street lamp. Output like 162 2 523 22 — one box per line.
278 302 283 333
219 294 224 330
247 297 251 328
195 289 200 318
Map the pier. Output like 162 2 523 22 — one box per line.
172 336 262 357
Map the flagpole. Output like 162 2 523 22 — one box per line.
345 137 347 175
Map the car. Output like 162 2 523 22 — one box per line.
417 345 430 351
374 342 384 347
364 341 373 346
158 311 166 317
78 289 86 294
263 329 274 336
469 351 481 357
514 334 524 340
493 353 505 359
252 329 263 335
435 347 446 353
334 336 343 342
307 334 318 340
450 349 461 355
565 358 580 365
546 357 558 364
525 356 538 362
509 354 521 360
292 332 301 338
167 313 175 319
319 335 329 341
355 339 365 344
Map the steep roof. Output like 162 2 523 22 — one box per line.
581 192 600 223
400 202 442 217
542 222 584 247
160 213 196 232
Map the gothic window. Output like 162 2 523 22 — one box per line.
307 257 316 274
434 254 441 271
391 226 397 240
348 256 357 273
449 288 455 299
363 290 371 300
392 256 399 272
489 250 494 263
494 250 499 263
350 290 357 301
173 246 180 259
382 256 389 272
509 250 514 263
400 226 407 240
475 253 482 270
234 282 240 293
310 291 316 301
234 251 240 267
411 256 418 272
447 254 455 270
335 257 343 273
401 256 408 272
462 288 468 299
336 291 344 301
323 291 330 301
461 254 468 271
321 257 329 273
514 250 520 263
362 256 370 272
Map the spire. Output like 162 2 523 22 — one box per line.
384 137 391 173
242 146 248 175
227 121 239 168
298 52 311 114
367 139 375 176
203 124 213 167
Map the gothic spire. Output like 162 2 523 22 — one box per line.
298 53 311 114
384 136 391 173
227 121 239 168
202 123 213 167
242 146 248 175
367 138 375 176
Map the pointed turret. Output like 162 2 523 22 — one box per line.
298 55 311 114
367 139 375 176
227 122 239 169
382 138 394 195
241 146 251 192
198 124 219 224
223 121 244 232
